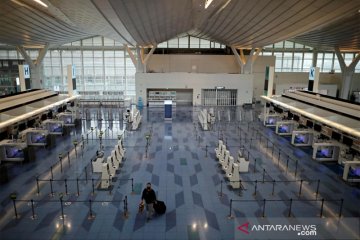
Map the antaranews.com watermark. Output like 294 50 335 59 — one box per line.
235 217 360 240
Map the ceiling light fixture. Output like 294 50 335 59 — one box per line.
33 0 48 8
205 0 214 9
11 0 27 7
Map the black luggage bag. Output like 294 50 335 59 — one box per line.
154 200 166 214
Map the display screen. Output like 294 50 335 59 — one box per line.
30 132 46 143
50 123 63 133
267 117 276 125
47 111 53 119
316 147 333 158
293 115 300 121
306 120 313 128
278 124 289 133
288 112 293 119
294 134 308 144
41 114 47 121
314 124 322 132
27 119 35 128
62 115 73 124
5 146 24 158
274 106 283 113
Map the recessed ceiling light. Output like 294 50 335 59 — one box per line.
205 0 214 9
33 0 48 8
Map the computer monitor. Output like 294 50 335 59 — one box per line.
287 112 293 119
306 120 313 128
293 115 300 121
41 114 47 121
314 124 321 132
18 123 26 131
342 136 353 146
331 131 341 141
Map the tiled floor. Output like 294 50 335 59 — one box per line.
0 106 359 240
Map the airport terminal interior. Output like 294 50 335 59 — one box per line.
0 0 360 240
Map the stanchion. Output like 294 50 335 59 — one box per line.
219 180 223 197
238 180 242 196
92 178 95 195
277 150 281 166
50 179 54 196
205 145 208 158
85 166 88 183
65 179 68 195
76 178 80 196
254 158 257 173
123 196 128 217
319 199 325 217
109 177 112 195
11 197 18 218
338 199 344 218
262 199 266 217
315 180 320 200
60 195 64 221
288 199 293 217
294 160 298 177
31 199 36 219
272 180 276 195
262 169 266 183
50 166 54 179
228 199 233 219
253 180 258 196
89 199 94 219
286 157 289 173
36 177 40 195
131 178 134 193
60 157 63 173
298 180 303 196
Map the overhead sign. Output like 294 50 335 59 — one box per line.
23 64 30 79
309 67 315 81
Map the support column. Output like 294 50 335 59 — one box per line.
133 45 157 73
312 49 318 67
16 44 49 89
231 47 262 74
335 47 360 99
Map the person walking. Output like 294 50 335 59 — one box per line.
141 182 157 221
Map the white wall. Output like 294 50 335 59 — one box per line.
147 55 240 74
136 73 253 106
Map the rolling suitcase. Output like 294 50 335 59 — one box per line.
154 200 166 214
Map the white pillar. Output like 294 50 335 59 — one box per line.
267 66 275 97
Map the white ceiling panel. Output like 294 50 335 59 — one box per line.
0 0 359 50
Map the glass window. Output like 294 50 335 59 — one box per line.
189 37 199 48
104 37 114 46
323 53 334 72
168 38 178 48
284 41 294 48
178 37 188 48
274 41 284 48
200 39 210 48
316 53 324 70
344 53 354 66
274 52 283 71
157 41 167 48
82 38 93 46
294 43 304 49
8 50 18 59
303 53 313 72
293 53 303 71
282 52 293 71
93 36 103 46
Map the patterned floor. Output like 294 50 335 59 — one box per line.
0 106 359 240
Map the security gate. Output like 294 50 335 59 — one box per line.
201 89 237 106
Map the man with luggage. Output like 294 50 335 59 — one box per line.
141 182 157 221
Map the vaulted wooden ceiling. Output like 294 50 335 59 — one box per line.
0 0 359 50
